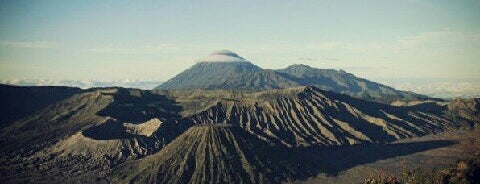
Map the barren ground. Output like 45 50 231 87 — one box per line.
298 128 480 184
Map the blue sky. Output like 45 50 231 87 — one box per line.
1 0 479 82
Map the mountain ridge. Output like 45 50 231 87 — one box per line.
0 85 477 183
155 51 427 103
111 124 461 184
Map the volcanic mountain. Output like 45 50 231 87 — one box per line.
155 50 427 103
113 125 290 184
155 50 298 91
0 84 477 183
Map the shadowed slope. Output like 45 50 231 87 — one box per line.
111 125 457 184
0 84 82 129
0 88 189 183
0 88 114 158
0 86 470 160
0 86 476 183
113 125 284 184
0 88 187 167
184 86 465 147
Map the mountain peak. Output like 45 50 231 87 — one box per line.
285 64 314 71
113 124 281 183
156 51 427 102
287 64 313 69
198 50 248 63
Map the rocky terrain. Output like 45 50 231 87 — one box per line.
113 125 288 184
0 84 478 183
447 98 480 123
304 129 480 184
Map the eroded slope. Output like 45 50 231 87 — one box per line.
0 86 477 183
113 125 285 184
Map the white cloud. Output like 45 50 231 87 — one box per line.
0 78 163 90
380 79 480 98
0 41 57 49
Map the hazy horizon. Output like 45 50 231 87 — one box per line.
1 0 479 96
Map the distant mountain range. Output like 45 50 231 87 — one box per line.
380 78 480 99
155 50 427 103
0 79 162 90
3 51 478 99
3 78 478 99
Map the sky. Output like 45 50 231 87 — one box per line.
0 0 479 83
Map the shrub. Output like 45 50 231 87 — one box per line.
362 153 480 184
